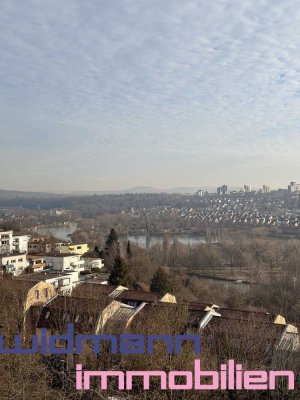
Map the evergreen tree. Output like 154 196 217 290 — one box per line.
126 240 132 259
150 267 171 295
104 228 119 269
105 228 118 250
108 256 129 286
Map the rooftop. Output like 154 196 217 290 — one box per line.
0 252 26 258
36 295 111 331
116 290 161 303
35 253 81 258
72 283 119 298
15 271 78 282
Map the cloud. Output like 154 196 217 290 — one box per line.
0 0 300 190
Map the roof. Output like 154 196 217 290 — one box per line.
184 301 212 311
104 303 145 332
203 314 287 339
82 273 110 282
60 243 87 247
0 278 40 298
0 252 26 258
36 295 111 332
278 332 300 352
216 307 274 323
187 309 208 326
116 290 161 303
12 234 30 238
15 271 76 282
37 253 81 258
72 283 119 299
6 278 38 291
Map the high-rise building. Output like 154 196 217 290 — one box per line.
244 185 251 192
217 185 228 196
288 182 300 193
262 185 270 193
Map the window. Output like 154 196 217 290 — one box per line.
35 290 39 300
43 288 48 298
18 258 23 262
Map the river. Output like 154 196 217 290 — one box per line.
35 226 213 247
127 234 214 249
35 223 78 242
34 225 248 291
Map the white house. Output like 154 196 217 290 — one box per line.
0 253 28 275
0 230 13 254
13 234 30 254
47 270 80 294
28 256 46 272
16 270 81 295
83 257 105 271
41 253 85 272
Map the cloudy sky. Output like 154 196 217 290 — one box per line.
1 0 300 192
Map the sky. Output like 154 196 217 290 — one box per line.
0 0 300 192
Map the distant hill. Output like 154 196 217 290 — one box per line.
0 189 66 198
70 186 244 195
0 186 241 198
70 186 216 195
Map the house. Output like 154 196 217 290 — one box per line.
1 278 56 312
28 256 47 272
28 237 52 254
12 234 30 254
0 278 56 335
83 257 105 271
35 295 126 337
16 270 81 295
182 302 300 356
39 253 85 272
199 314 298 359
80 272 110 284
30 236 51 243
35 295 147 353
0 230 13 253
0 253 28 275
58 243 89 255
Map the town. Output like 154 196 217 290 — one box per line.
1 181 300 398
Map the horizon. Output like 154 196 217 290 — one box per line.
0 182 295 195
